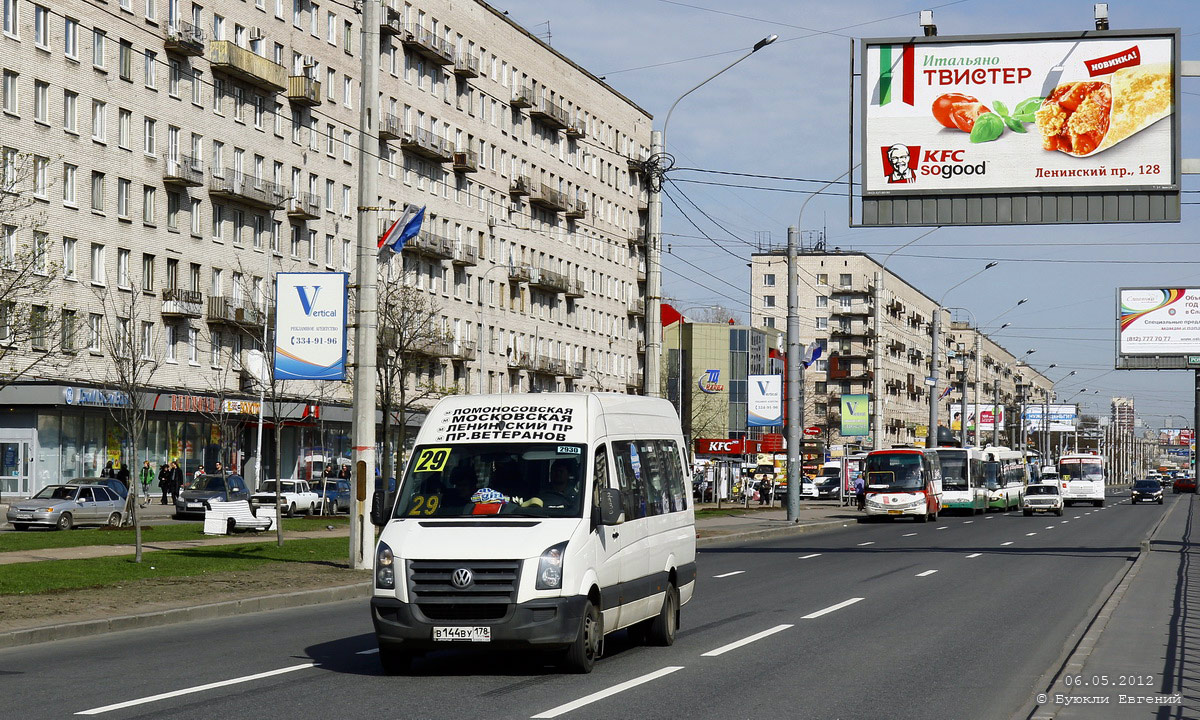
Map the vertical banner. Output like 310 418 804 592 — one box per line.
274 272 349 381
747 374 783 427
841 394 870 437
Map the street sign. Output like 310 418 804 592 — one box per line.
1188 355 1200 366
804 426 821 437
924 377 937 387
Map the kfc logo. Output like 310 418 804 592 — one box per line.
881 144 920 184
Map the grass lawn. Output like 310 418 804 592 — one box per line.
0 537 349 595
0 516 350 553
694 506 779 520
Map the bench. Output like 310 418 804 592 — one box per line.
203 500 273 535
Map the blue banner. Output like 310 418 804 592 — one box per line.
274 272 349 381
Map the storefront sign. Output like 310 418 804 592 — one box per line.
275 272 349 381
697 369 724 394
224 399 262 415
695 438 761 455
62 387 130 407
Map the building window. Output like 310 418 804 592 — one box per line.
63 90 77 133
90 243 106 286
2 0 17 37
763 317 775 328
61 309 76 353
187 327 198 363
62 162 78 206
168 60 180 96
763 273 775 287
815 317 827 330
116 178 130 218
0 224 13 266
210 330 221 367
816 295 828 308
92 29 106 68
290 225 301 256
839 273 852 287
816 273 828 285
142 186 156 224
144 49 157 88
190 198 202 235
2 70 17 115
192 68 203 105
143 117 156 155
119 41 133 81
307 229 316 261
91 100 106 141
165 324 176 362
117 248 130 288
62 237 77 279
140 321 153 359
118 108 132 149
88 313 102 352
64 17 78 58
33 5 48 48
762 295 775 308
33 80 48 124
90 172 105 212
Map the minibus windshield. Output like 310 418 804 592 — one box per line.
938 450 968 490
394 443 588 519
1059 458 1104 483
864 453 925 491
983 462 1001 490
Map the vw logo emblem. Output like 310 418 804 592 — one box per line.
451 568 473 589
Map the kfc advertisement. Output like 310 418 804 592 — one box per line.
863 31 1177 195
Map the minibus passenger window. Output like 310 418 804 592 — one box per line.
612 441 649 520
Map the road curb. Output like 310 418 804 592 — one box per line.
697 518 850 547
1020 497 1182 720
0 582 372 651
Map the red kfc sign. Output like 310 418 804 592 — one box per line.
695 438 761 455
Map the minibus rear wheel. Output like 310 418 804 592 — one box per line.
647 583 679 646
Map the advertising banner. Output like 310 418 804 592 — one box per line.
951 403 1006 431
863 31 1177 195
274 272 349 381
1158 428 1195 446
747 374 783 427
695 438 761 456
1119 288 1200 356
841 394 870 437
1023 404 1079 432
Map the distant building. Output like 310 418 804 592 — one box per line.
1111 397 1136 431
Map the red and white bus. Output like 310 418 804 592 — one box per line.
862 448 943 522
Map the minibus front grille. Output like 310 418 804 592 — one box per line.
418 603 510 621
408 559 521 603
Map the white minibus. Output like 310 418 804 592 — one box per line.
370 393 697 674
982 446 1027 511
1058 452 1106 506
934 447 987 514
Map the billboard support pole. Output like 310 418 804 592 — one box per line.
786 226 800 522
1194 370 1199 475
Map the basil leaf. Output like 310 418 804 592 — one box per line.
1003 115 1027 133
969 112 1005 143
1012 112 1036 124
1014 96 1044 116
993 100 1010 117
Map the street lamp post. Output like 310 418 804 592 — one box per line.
929 262 997 445
646 34 777 398
476 262 515 394
1043 369 1076 460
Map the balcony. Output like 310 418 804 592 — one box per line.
161 288 203 319
530 268 569 294
507 352 536 371
630 227 647 249
563 362 584 379
831 305 872 317
400 126 453 162
400 24 454 65
450 243 478 266
564 278 585 299
532 356 564 376
510 85 535 108
404 229 454 260
163 154 204 187
207 297 266 329
529 184 568 212
832 283 875 296
829 326 874 339
450 341 477 362
637 338 647 353
626 371 644 389
208 40 286 92
627 299 645 316
627 155 647 175
451 149 478 173
287 192 321 220
637 264 647 282
564 118 586 139
208 170 287 209
508 264 533 284
379 6 402 36
379 113 402 141
163 20 205 56
565 199 587 219
286 76 321 106
509 175 532 196
453 53 480 78
530 99 570 130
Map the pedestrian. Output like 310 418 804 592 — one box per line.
215 461 224 476
854 473 865 511
115 462 131 491
102 460 114 479
138 461 154 507
171 461 184 504
758 477 770 505
338 463 350 480
158 462 171 504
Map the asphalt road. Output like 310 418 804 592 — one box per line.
1 489 1180 720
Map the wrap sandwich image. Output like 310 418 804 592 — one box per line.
1035 62 1172 157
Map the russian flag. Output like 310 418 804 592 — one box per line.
378 204 425 256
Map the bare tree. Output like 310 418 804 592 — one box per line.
90 284 164 562
376 258 460 481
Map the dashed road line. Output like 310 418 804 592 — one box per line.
1026 532 1038 536
902 533 917 537
701 624 794 657
1001 541 1014 546
531 666 686 718
799 553 821 559
801 597 865 620
77 663 317 715
966 553 982 558
936 526 948 530
713 571 745 578
916 569 939 577
857 541 875 546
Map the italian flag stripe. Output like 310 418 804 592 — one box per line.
878 44 915 106
879 45 893 105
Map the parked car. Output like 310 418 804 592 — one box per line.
1022 483 1064 516
1131 479 1164 504
814 474 841 500
1173 476 1197 494
67 477 129 500
7 484 124 530
316 479 352 514
250 479 319 517
174 474 251 518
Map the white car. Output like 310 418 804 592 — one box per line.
251 480 319 517
1023 484 1064 516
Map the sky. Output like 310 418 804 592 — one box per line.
494 0 1200 429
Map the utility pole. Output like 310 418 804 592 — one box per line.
349 0 381 571
872 270 883 449
973 331 981 447
928 310 941 445
644 129 663 398
786 226 801 522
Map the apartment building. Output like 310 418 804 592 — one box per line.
750 250 1049 449
0 0 651 495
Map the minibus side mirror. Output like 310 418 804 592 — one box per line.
370 490 392 526
597 488 623 525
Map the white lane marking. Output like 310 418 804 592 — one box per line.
801 597 865 620
701 624 794 657
1073 515 1081 519
77 663 316 715
531 666 685 718
936 526 948 530
1045 526 1055 530
915 569 939 577
1026 532 1038 536
799 553 821 559
985 516 994 520
1001 541 1014 546
857 541 875 546
713 570 745 578
964 521 974 524
902 533 917 537
966 553 982 558
356 648 379 655
1061 521 1069 524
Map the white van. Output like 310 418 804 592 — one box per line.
370 393 697 674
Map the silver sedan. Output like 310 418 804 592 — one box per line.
6 484 125 530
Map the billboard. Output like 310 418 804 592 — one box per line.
274 272 349 381
1024 404 1079 432
841 394 870 437
747 374 782 427
950 403 1006 432
1158 428 1195 446
859 29 1180 226
1119 288 1200 360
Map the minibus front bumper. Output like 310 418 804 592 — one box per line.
371 595 589 649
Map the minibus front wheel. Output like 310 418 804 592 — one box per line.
563 600 602 673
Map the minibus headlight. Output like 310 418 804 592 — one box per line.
376 542 395 589
536 541 569 590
